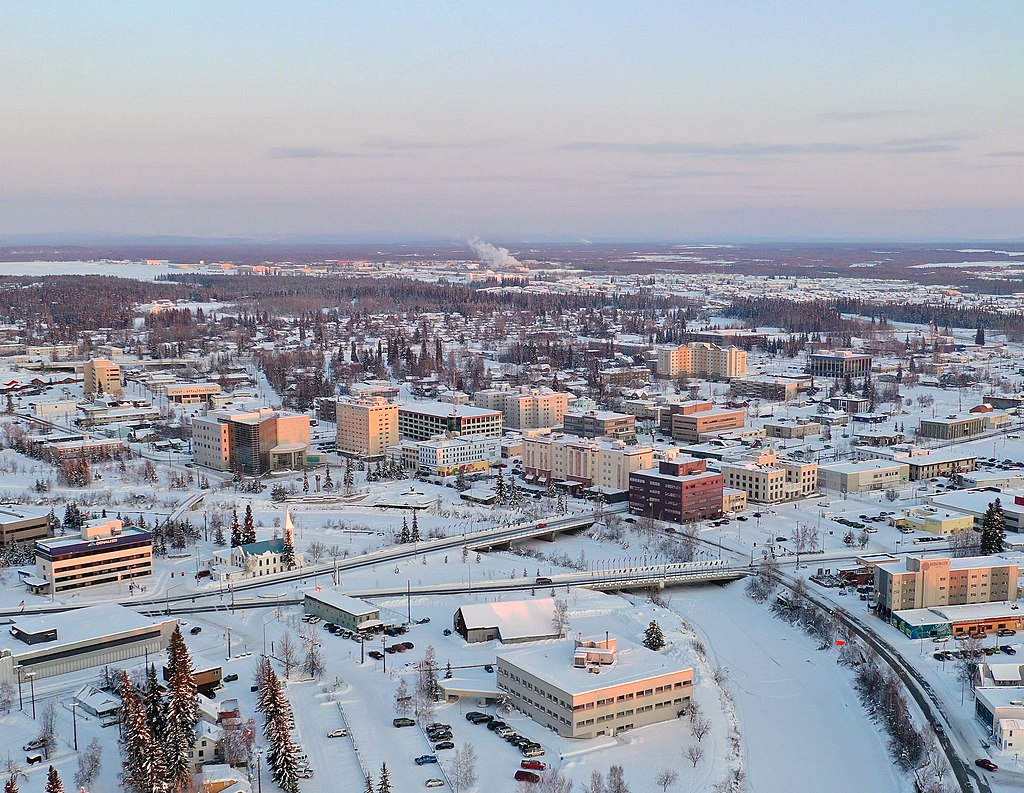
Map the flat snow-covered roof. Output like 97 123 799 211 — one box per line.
497 637 692 696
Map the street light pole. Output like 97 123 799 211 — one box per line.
27 672 36 719
71 701 79 751
16 667 23 712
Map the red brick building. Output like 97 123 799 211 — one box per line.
628 456 724 524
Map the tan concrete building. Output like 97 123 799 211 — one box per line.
193 408 310 474
656 343 747 380
473 387 571 429
82 358 122 397
32 518 153 593
874 554 1022 619
496 636 693 739
163 382 222 404
918 412 989 441
562 410 637 442
0 506 51 545
720 449 818 504
817 459 910 493
730 376 811 402
523 430 653 492
336 397 398 458
765 419 821 439
668 405 746 443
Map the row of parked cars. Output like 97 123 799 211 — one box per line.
934 644 1017 661
466 711 546 767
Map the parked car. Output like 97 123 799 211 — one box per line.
22 739 45 752
415 755 439 765
998 629 1017 636
223 674 239 683
190 626 202 635
975 758 998 771
443 629 453 636
416 617 431 624
1001 646 1017 655
522 747 546 758
434 741 455 750
368 650 384 660
327 729 348 738
401 641 415 650
297 769 314 779
521 760 547 771
426 723 451 732
429 731 453 742
466 712 492 724
484 664 494 673
515 770 540 783
535 577 552 585
425 780 445 788
487 720 508 731
393 718 416 728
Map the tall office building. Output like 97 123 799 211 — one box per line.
193 408 310 475
336 397 398 458
83 358 122 397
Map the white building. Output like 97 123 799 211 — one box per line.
0 604 175 685
415 433 501 476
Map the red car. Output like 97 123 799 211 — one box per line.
975 758 998 771
521 760 546 771
514 770 540 783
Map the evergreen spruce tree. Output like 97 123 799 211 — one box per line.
3 774 17 793
119 672 166 793
242 504 257 545
281 532 296 570
43 766 64 793
322 465 334 492
363 775 374 793
143 663 167 749
411 510 421 543
230 508 242 548
164 626 200 791
643 620 666 651
258 664 299 793
495 468 507 504
980 498 1006 555
976 326 985 346
344 459 354 492
400 517 410 544
377 762 392 793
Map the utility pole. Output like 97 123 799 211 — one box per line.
407 580 412 625
226 627 233 659
71 701 79 751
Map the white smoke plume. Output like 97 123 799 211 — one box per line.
469 237 521 269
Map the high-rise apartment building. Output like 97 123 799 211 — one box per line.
656 343 747 380
335 397 398 459
473 387 571 430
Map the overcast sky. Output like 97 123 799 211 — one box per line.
2 2 1022 241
